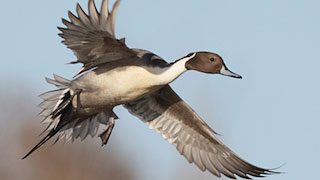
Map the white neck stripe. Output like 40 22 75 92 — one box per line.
180 53 196 70
150 53 196 85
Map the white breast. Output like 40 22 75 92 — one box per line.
97 65 172 101
73 53 196 107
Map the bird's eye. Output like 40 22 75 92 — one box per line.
210 57 215 62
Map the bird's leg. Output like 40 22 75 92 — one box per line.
99 116 115 146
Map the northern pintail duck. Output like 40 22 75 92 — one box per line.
23 0 278 179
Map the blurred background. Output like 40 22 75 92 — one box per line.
1 0 319 179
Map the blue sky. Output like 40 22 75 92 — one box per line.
1 0 320 179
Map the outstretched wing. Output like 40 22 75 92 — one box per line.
59 0 136 73
124 85 277 179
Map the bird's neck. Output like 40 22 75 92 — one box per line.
156 53 196 85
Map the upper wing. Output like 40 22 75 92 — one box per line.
124 85 277 179
59 0 136 73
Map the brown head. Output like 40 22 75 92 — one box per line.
185 52 242 79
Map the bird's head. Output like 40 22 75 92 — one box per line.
185 52 242 79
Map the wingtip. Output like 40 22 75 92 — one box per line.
45 77 51 83
264 162 286 175
61 18 70 26
76 2 81 10
67 61 79 64
57 26 67 32
67 10 75 19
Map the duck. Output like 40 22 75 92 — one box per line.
23 0 278 179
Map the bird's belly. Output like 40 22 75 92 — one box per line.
72 66 163 108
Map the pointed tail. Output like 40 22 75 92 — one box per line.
22 74 75 159
23 74 119 159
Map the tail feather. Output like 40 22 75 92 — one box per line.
23 103 76 159
39 89 62 101
23 74 118 158
23 75 74 159
22 127 61 159
53 74 71 85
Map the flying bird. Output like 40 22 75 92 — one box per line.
23 0 278 179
